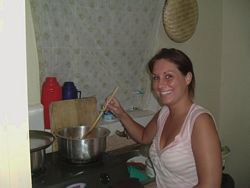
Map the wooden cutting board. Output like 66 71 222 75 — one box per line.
49 96 98 151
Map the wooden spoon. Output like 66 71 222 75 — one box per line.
83 86 119 138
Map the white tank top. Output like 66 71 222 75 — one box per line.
149 104 214 188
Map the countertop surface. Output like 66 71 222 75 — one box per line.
109 144 157 188
144 181 157 188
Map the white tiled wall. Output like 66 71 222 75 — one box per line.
28 103 44 130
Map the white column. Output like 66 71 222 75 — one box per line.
0 0 31 187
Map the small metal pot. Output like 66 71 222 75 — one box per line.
30 130 55 172
55 126 110 163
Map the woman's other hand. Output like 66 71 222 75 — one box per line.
105 97 125 119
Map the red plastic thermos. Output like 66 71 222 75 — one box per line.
41 77 62 129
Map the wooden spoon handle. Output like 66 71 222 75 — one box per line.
83 86 119 138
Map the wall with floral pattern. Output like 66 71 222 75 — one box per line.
30 0 163 110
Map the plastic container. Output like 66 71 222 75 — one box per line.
102 111 115 121
62 81 81 100
41 77 62 129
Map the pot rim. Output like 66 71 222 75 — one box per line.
30 130 55 152
55 125 110 140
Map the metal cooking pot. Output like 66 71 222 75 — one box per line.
55 126 110 163
30 130 55 172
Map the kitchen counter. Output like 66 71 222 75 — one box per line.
100 109 154 135
109 144 157 187
144 181 157 188
101 109 154 151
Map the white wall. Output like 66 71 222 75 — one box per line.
220 1 250 187
26 0 40 105
0 0 31 187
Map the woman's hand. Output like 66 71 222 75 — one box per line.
105 96 157 144
105 97 126 119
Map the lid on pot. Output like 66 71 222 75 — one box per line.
30 130 55 152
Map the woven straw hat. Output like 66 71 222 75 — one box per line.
163 0 198 43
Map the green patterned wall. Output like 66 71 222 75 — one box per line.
30 0 162 109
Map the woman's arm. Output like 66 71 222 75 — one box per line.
192 113 222 188
106 97 158 144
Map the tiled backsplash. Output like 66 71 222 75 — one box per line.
30 0 163 109
28 103 44 130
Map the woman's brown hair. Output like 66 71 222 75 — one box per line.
148 48 196 98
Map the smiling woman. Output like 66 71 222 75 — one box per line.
105 48 222 188
148 48 196 100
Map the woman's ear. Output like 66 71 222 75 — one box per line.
185 72 192 85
